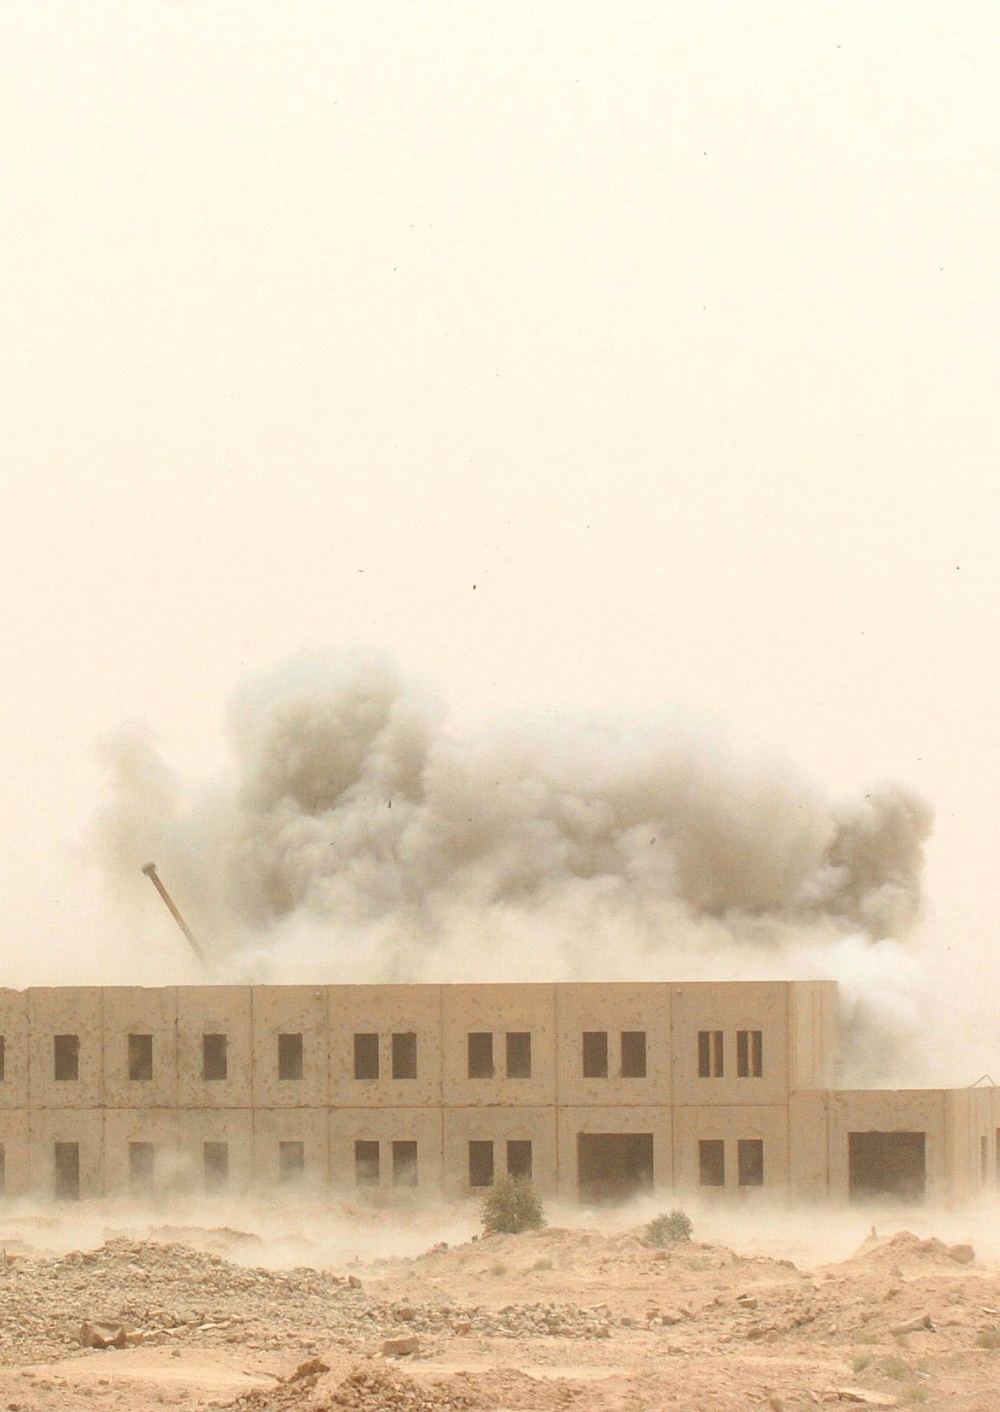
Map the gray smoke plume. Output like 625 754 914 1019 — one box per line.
93 651 933 1080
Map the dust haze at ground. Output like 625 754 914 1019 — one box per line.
3 1193 1000 1411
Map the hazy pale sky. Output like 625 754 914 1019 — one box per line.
1 3 998 1075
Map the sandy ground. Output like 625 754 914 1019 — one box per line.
2 1196 1000 1410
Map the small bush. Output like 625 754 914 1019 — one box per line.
852 1353 873 1373
976 1327 1000 1350
481 1176 546 1235
644 1210 694 1247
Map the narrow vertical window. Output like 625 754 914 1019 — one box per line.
129 1141 155 1195
354 1033 379 1080
279 1141 305 1183
699 1139 725 1187
128 1034 153 1082
505 1032 531 1079
737 1139 764 1187
506 1139 532 1181
54 1035 79 1082
278 1033 304 1080
392 1140 418 1187
54 1142 80 1200
202 1034 228 1081
697 1031 724 1077
620 1031 647 1078
468 1140 494 1188
203 1141 229 1192
468 1032 494 1078
355 1140 380 1186
736 1030 763 1078
582 1031 608 1078
391 1032 417 1079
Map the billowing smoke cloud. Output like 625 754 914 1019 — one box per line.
93 651 933 1082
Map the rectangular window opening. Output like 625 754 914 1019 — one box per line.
279 1141 305 1184
354 1033 379 1081
355 1139 380 1187
128 1033 153 1082
202 1033 228 1082
54 1141 80 1200
277 1032 304 1081
392 1140 418 1188
468 1139 494 1188
699 1139 725 1188
736 1030 763 1078
203 1140 229 1192
54 1034 79 1082
697 1031 724 1078
507 1139 532 1181
582 1031 609 1078
737 1138 764 1187
621 1031 647 1078
505 1032 531 1079
391 1032 417 1080
468 1032 494 1079
129 1141 155 1195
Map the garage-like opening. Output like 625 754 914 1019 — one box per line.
577 1132 653 1204
848 1131 926 1202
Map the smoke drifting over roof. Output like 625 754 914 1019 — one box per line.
94 652 932 1079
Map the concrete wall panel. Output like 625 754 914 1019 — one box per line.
28 989 103 1109
251 986 330 1107
0 989 29 1109
0 1109 30 1198
827 1090 948 1203
442 984 557 1107
177 1108 253 1194
176 988 252 1108
103 1109 181 1195
442 1106 558 1197
101 987 178 1108
556 1104 672 1201
788 1090 829 1201
329 986 442 1109
671 982 789 1107
672 1103 789 1195
328 1106 443 1195
555 984 672 1107
29 1108 104 1198
251 1107 329 1189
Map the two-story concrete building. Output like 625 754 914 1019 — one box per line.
0 981 994 1204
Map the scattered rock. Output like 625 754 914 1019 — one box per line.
382 1334 420 1357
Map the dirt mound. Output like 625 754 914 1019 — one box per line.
846 1230 976 1271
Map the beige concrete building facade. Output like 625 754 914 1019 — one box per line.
0 981 995 1205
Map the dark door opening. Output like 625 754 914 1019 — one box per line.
54 1142 80 1200
577 1132 653 1204
848 1131 926 1202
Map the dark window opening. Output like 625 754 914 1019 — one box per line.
736 1030 763 1078
577 1132 653 1204
506 1032 532 1079
468 1032 494 1079
468 1140 494 1188
848 1131 926 1203
54 1141 80 1200
202 1033 228 1082
393 1140 418 1187
737 1138 764 1187
203 1141 229 1192
697 1031 724 1078
392 1032 417 1079
54 1034 79 1082
699 1139 725 1187
507 1139 533 1181
354 1033 379 1080
129 1141 154 1195
0 1035 5 1082
621 1031 647 1078
279 1141 305 1183
582 1031 609 1078
128 1033 153 1082
355 1140 380 1186
278 1032 304 1081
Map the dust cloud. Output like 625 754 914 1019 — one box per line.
93 651 932 1082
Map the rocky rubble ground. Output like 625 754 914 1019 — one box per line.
2 1222 1000 1409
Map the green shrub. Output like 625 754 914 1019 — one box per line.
644 1210 694 1247
481 1176 546 1235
